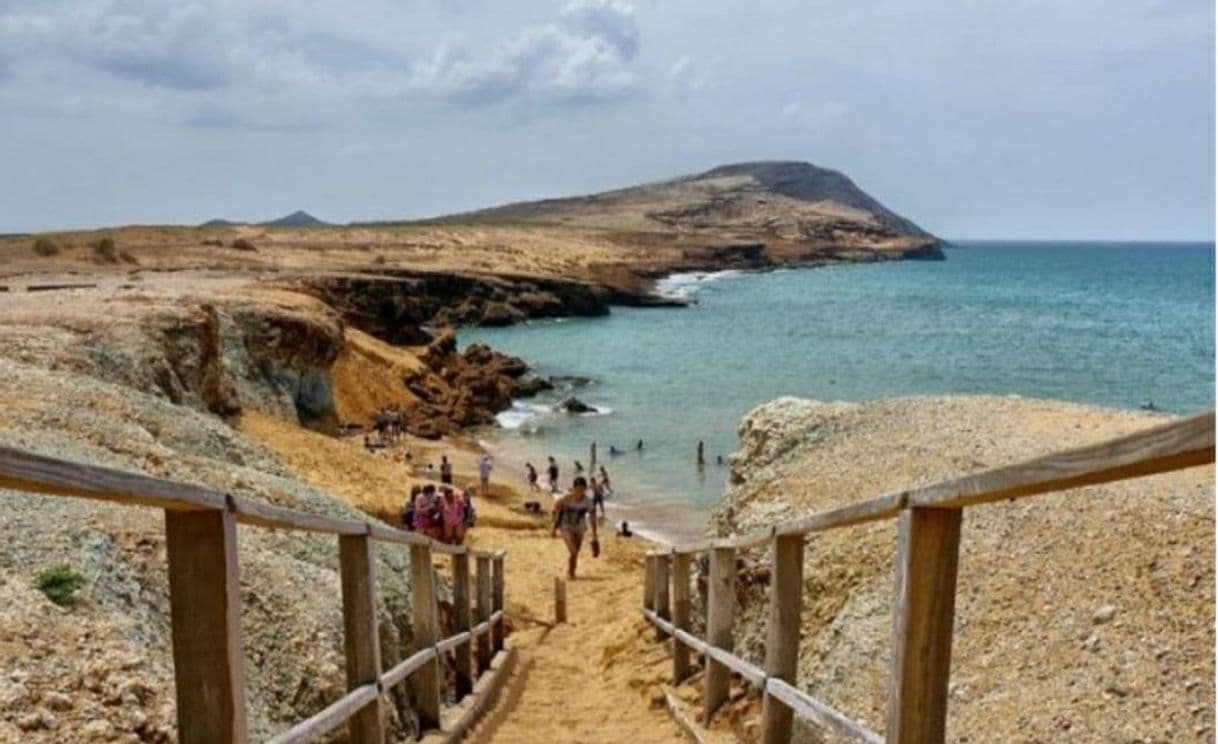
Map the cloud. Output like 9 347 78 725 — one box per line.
0 0 649 125
404 0 642 107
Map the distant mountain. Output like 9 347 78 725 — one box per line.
426 160 936 246
198 211 329 229
261 210 329 228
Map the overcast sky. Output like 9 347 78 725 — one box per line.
1 0 1213 239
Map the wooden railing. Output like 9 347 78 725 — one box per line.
0 444 509 743
642 410 1215 744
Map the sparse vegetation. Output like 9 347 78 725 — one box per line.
231 238 257 252
94 236 118 262
119 250 139 265
36 563 86 606
32 236 61 257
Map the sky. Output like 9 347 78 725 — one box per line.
0 0 1213 240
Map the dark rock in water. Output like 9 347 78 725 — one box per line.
559 396 597 414
512 375 554 398
479 301 526 327
550 375 595 388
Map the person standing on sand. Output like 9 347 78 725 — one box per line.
598 465 612 496
547 456 559 493
440 455 453 485
479 454 493 496
526 462 540 491
441 487 466 545
591 476 606 520
552 476 598 579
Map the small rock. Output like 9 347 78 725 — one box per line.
1092 605 1117 624
0 681 31 710
15 710 57 731
82 718 114 739
1105 682 1129 698
44 691 74 711
1082 634 1101 652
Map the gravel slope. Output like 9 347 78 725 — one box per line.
710 396 1213 743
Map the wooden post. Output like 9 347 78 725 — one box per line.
451 552 473 699
409 544 442 732
475 555 492 674
492 554 505 653
887 507 963 744
703 546 735 724
671 552 692 684
760 535 805 744
339 534 384 744
165 508 248 744
643 555 656 611
653 553 671 641
554 577 567 624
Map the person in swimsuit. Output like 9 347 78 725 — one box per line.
591 477 606 520
552 476 598 579
441 487 466 545
525 462 540 491
413 484 440 539
440 455 453 485
547 456 559 493
597 465 612 496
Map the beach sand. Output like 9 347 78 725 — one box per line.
240 412 686 742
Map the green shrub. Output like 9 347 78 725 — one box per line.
94 236 118 262
32 237 61 257
36 563 86 606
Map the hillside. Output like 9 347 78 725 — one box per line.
429 160 940 256
707 396 1213 742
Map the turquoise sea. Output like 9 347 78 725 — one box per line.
460 241 1215 540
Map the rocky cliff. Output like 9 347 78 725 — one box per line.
709 396 1213 742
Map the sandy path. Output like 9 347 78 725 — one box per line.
463 521 683 744
239 413 684 743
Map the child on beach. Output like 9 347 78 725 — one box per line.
526 462 540 491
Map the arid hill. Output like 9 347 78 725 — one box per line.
423 160 941 257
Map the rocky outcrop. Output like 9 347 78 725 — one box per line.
304 271 627 346
709 396 1214 742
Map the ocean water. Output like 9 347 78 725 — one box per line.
460 241 1215 539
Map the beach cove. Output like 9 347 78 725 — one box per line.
461 240 1215 541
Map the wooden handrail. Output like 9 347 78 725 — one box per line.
641 410 1215 744
0 442 512 743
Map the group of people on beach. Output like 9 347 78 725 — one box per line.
401 452 494 547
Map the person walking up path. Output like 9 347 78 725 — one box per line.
551 476 598 579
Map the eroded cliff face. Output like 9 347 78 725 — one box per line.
0 285 432 740
710 396 1213 743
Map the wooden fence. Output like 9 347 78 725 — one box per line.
642 410 1215 744
0 444 509 743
